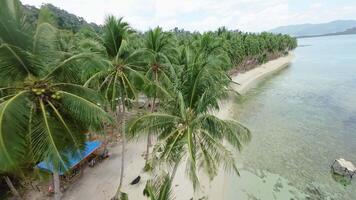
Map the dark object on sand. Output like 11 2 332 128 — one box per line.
98 148 109 161
130 176 141 185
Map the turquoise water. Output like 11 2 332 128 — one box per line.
227 35 356 199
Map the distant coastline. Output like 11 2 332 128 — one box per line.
297 27 356 38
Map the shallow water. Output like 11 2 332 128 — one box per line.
225 35 356 199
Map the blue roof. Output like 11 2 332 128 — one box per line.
37 140 102 175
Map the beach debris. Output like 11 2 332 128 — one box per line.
130 176 141 185
331 158 356 179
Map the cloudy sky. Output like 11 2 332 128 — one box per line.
21 0 356 32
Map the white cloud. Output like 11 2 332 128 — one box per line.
20 0 356 32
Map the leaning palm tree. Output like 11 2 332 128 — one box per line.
84 16 146 200
0 1 110 199
129 46 251 190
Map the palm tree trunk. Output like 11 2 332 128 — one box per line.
145 70 159 163
53 172 61 200
114 98 126 199
4 176 23 200
170 161 180 181
145 96 156 162
145 133 150 162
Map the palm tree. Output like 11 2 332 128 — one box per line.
84 16 146 200
141 27 177 165
0 1 110 199
129 46 251 190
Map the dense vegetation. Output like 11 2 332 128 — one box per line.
22 3 101 32
0 0 297 199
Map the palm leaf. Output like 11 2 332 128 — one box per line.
145 174 174 200
33 22 59 66
0 44 40 85
43 52 103 82
0 91 30 171
38 99 67 171
0 0 32 49
59 91 111 130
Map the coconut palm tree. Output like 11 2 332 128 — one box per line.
129 46 251 190
140 27 177 165
84 16 146 200
0 1 110 199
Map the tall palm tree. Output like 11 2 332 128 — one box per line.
129 46 251 190
140 27 177 165
0 1 110 199
84 16 145 200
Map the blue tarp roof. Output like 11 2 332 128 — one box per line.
37 140 102 175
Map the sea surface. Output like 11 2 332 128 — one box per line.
223 35 356 199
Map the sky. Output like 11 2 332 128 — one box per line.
20 0 356 32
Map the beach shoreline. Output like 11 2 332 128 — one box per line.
216 52 294 119
26 52 295 200
232 52 295 95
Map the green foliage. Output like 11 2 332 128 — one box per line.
144 174 174 200
0 0 110 174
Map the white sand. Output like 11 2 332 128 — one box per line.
27 53 294 200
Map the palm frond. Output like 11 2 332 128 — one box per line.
58 91 111 130
0 0 32 49
128 113 179 138
0 91 30 171
33 22 59 66
54 83 107 106
38 99 67 171
145 173 175 200
0 44 40 85
198 114 251 150
102 16 131 58
43 52 104 83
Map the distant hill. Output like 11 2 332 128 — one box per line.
270 20 356 37
22 3 101 32
298 27 356 38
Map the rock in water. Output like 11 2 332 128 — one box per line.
331 158 356 178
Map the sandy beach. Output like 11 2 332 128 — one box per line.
232 52 295 95
27 53 294 200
